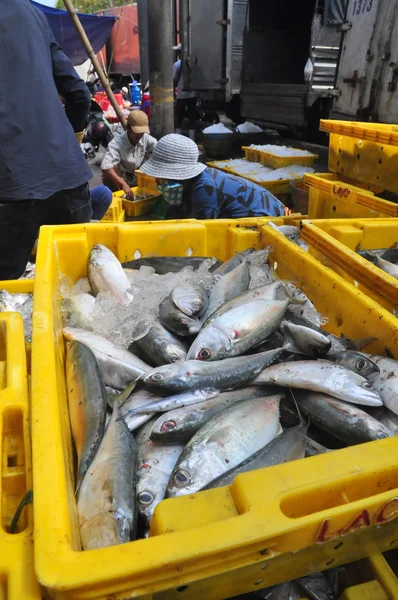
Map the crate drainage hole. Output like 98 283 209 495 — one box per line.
186 247 193 257
7 454 17 467
176 586 189 593
134 250 141 260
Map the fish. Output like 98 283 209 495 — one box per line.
171 283 208 317
120 388 164 431
167 395 282 497
122 256 222 274
150 387 267 443
370 406 398 433
62 293 95 328
140 348 283 393
280 320 332 357
66 340 107 492
126 388 220 415
202 420 306 489
363 354 398 415
63 327 151 389
159 294 201 336
252 360 383 406
135 322 187 366
305 437 330 456
296 391 393 444
88 244 133 305
374 255 398 279
188 298 291 361
136 419 184 530
201 260 251 321
296 572 337 600
333 351 380 381
267 221 300 239
212 249 254 277
77 402 137 550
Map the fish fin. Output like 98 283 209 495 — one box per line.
113 380 137 409
280 284 307 306
287 388 308 430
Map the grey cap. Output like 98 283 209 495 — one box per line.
140 134 207 180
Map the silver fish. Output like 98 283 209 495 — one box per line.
119 388 164 431
212 249 254 277
333 351 380 381
135 322 187 366
63 327 151 389
305 437 330 456
296 391 393 444
77 402 137 550
122 256 222 274
66 340 107 492
374 255 398 279
126 388 219 415
140 348 283 393
267 221 300 239
280 320 331 357
88 244 133 305
363 354 398 415
201 260 250 321
159 294 201 336
167 395 282 497
150 387 267 444
136 419 184 530
172 283 208 317
252 360 383 406
370 407 398 433
203 421 306 489
188 299 290 361
296 572 337 600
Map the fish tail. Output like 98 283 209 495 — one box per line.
280 284 307 305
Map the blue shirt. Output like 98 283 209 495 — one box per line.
0 0 92 200
190 168 285 219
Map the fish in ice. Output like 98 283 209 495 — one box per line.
66 340 107 491
172 282 208 317
63 327 151 389
77 402 137 550
167 395 282 496
122 256 222 274
62 292 95 328
134 322 187 365
252 360 383 406
141 348 283 393
159 294 202 336
88 244 133 305
150 386 267 444
201 260 250 321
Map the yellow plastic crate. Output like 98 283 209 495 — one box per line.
0 299 42 599
243 145 318 169
337 553 398 600
100 196 125 222
301 218 398 313
30 219 398 599
207 161 297 196
114 187 163 218
320 120 398 194
136 170 158 194
304 173 398 219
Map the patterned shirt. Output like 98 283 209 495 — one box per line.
190 168 285 218
101 132 157 186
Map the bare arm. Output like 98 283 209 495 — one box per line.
103 168 135 199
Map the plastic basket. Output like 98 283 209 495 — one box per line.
301 217 398 313
136 170 158 194
320 119 398 194
30 218 398 599
207 161 300 196
243 146 318 168
290 179 309 214
305 173 398 219
0 282 42 598
100 197 125 223
202 133 235 159
114 187 163 218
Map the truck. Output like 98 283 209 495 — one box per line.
97 4 140 78
180 0 347 133
330 0 398 122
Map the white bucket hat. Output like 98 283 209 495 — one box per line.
140 134 207 180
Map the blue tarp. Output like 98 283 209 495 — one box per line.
31 1 116 65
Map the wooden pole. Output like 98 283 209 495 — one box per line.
62 0 127 129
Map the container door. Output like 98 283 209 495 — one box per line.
332 0 380 117
180 0 225 90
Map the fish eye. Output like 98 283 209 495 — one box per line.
173 469 191 487
160 420 177 431
170 354 182 363
198 348 211 360
356 359 366 370
138 491 154 505
362 382 373 389
151 372 164 381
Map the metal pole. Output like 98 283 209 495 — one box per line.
62 0 127 129
147 0 174 138
137 0 149 88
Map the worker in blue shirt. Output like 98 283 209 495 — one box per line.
0 0 111 279
140 134 290 219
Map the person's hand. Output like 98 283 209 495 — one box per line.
122 183 135 200
284 206 292 216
